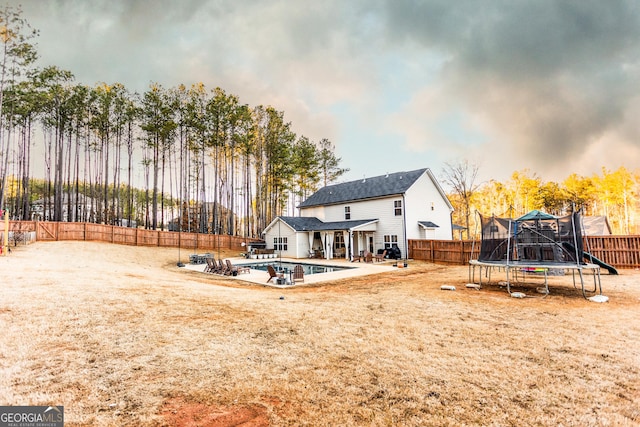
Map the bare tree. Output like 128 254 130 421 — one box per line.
441 159 480 239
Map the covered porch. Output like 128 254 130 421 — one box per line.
306 219 378 261
262 216 379 260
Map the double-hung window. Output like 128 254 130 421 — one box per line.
274 237 288 251
394 200 402 216
384 235 398 249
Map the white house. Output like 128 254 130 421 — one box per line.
30 194 98 222
262 168 454 260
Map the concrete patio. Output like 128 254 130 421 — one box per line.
183 256 402 287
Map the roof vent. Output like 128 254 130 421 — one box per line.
399 175 403 179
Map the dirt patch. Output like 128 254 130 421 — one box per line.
161 398 268 427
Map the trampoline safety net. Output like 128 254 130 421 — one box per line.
477 211 584 264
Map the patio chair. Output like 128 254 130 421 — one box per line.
292 264 305 283
204 257 216 273
226 259 250 275
216 258 228 275
374 250 387 263
266 265 283 283
364 251 373 263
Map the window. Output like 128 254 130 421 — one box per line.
274 237 288 251
394 200 402 216
383 234 398 249
334 233 345 248
345 206 351 220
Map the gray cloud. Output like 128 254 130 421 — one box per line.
386 0 640 78
383 0 640 178
14 0 640 183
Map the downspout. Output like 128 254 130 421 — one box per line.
450 209 455 240
402 194 408 261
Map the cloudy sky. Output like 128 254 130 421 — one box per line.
15 0 640 185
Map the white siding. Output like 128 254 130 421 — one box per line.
321 199 391 223
404 172 453 240
301 197 406 256
301 206 326 220
263 220 302 258
422 228 436 239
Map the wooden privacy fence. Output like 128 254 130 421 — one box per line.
409 236 640 269
585 236 640 269
2 221 259 253
5 221 638 268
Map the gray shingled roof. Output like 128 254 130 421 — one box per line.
278 216 378 231
276 216 324 231
299 168 428 208
418 221 440 228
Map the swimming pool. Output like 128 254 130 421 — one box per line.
238 261 354 275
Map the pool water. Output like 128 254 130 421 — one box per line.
238 261 353 275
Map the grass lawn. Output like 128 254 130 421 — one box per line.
1 241 639 426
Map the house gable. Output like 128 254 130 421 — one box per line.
404 169 454 240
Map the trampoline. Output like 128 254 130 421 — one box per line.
468 210 603 298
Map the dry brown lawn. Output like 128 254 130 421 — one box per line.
1 241 639 426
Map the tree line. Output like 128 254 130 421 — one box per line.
0 6 347 237
443 161 640 237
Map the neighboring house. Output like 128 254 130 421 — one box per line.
582 216 612 236
262 168 454 260
30 194 98 222
168 201 237 232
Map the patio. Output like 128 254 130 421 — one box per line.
183 256 400 287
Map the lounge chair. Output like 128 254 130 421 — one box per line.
204 257 216 273
292 264 305 283
374 250 387 263
226 259 250 275
216 259 228 275
266 265 283 283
